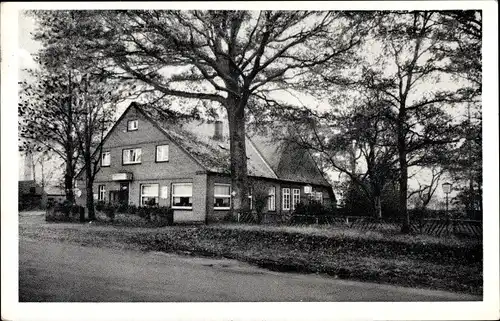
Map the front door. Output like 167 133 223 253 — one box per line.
119 183 129 205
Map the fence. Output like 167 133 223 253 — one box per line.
286 214 482 238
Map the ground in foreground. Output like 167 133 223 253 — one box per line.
19 238 480 302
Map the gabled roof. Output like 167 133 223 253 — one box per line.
137 104 278 179
90 102 331 187
247 127 331 186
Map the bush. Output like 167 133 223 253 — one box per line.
116 202 129 214
95 201 106 212
126 204 138 215
156 206 174 226
137 206 151 221
103 203 117 221
293 201 328 216
46 201 82 222
55 200 74 217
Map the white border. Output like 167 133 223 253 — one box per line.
2 2 498 321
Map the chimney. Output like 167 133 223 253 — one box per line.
213 120 223 141
24 151 33 181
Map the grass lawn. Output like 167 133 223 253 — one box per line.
19 214 482 296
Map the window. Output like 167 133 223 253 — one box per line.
282 188 291 210
214 184 231 210
101 151 110 167
122 148 142 164
140 184 159 206
127 120 138 131
268 186 276 211
98 185 106 201
315 191 323 204
172 183 193 209
248 187 253 210
292 189 300 211
156 145 169 162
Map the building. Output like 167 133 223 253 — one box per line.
18 180 46 210
45 186 66 206
75 102 335 223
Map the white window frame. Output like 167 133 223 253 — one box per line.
122 148 142 164
156 144 169 162
214 183 231 210
98 185 106 201
101 151 110 167
292 188 300 211
268 186 276 211
248 187 253 210
315 191 323 204
127 119 138 131
140 183 159 207
172 183 193 209
282 188 291 211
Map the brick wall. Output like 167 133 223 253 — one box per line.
75 105 207 222
205 174 334 223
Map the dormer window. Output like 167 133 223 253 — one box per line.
127 120 138 131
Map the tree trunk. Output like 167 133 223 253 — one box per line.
65 71 75 203
85 154 96 220
41 159 45 189
226 97 250 219
398 108 410 233
64 152 75 203
86 176 95 221
374 194 382 219
399 149 409 233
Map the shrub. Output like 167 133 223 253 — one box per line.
103 203 117 221
126 204 138 215
137 206 151 221
53 200 74 217
294 201 328 216
156 206 174 226
95 201 106 212
116 202 129 214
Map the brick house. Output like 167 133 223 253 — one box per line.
75 102 335 223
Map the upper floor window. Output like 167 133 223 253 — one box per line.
123 148 142 165
127 120 138 131
101 151 110 167
282 188 291 211
292 188 300 211
214 184 231 210
156 145 169 162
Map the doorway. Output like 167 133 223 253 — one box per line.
118 182 129 205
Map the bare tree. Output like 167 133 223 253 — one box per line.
19 68 80 202
360 11 477 232
408 166 443 209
